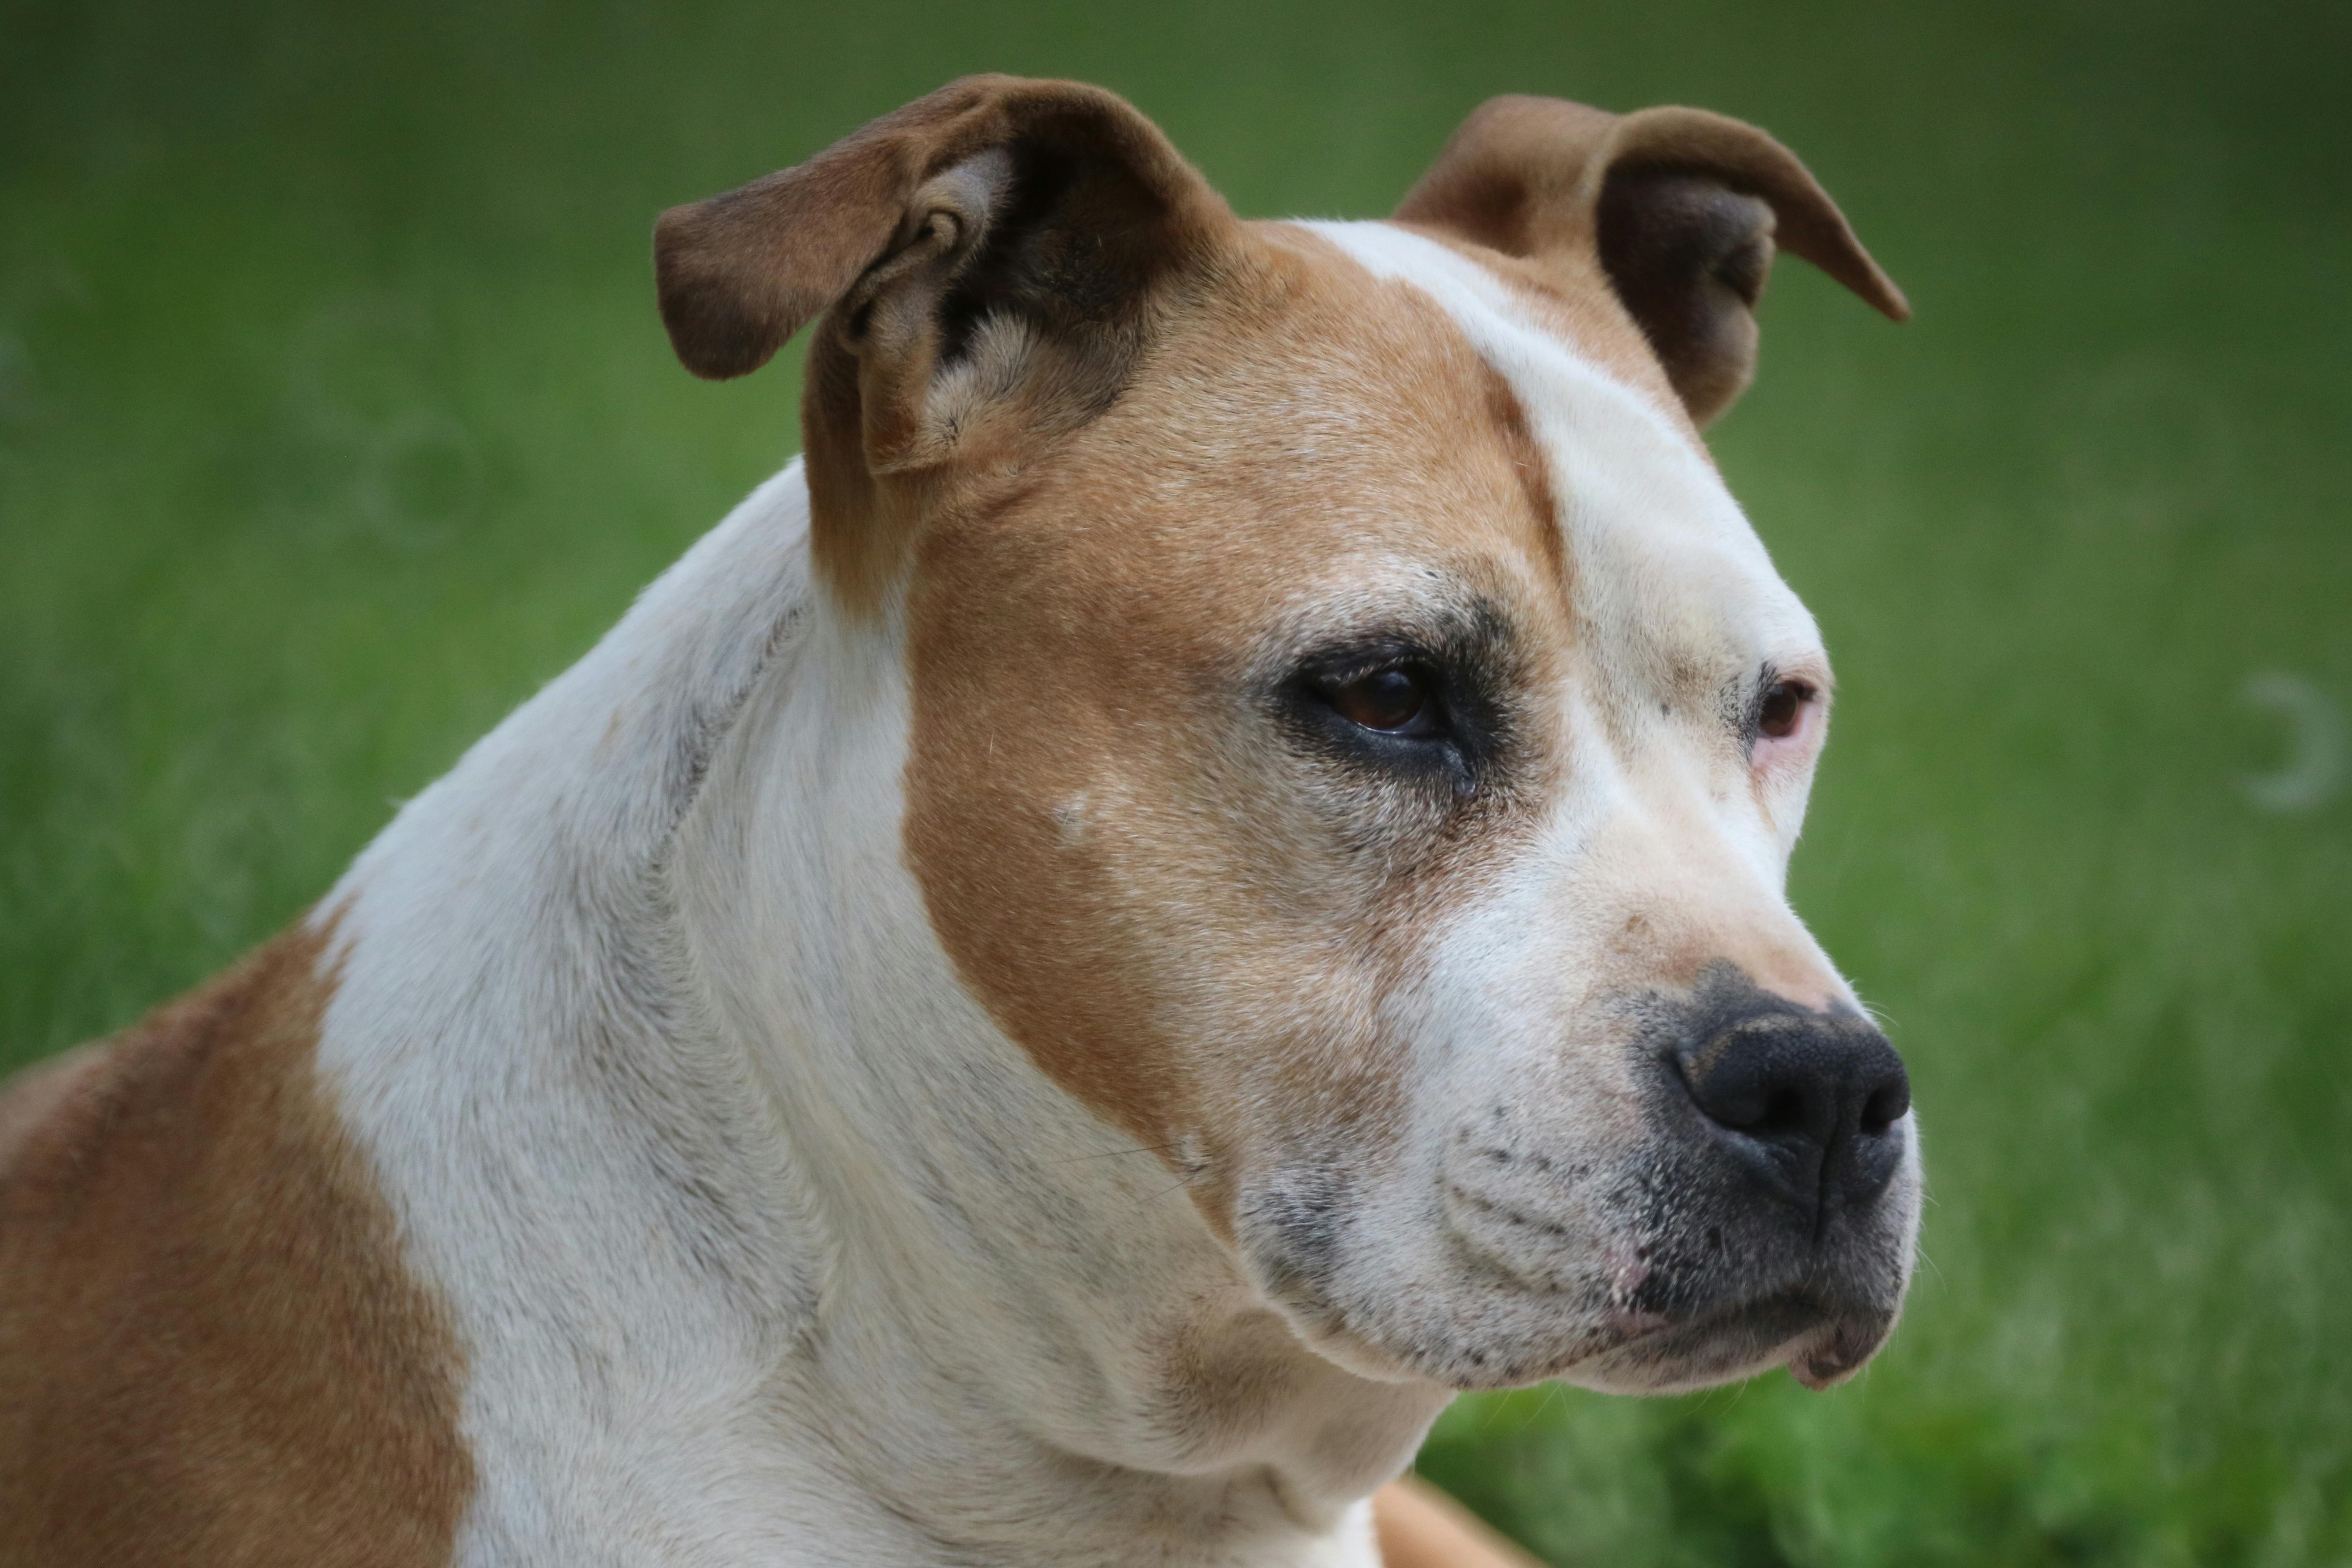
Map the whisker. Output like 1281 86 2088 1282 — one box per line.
1135 1171 1208 1209
1045 1141 1187 1166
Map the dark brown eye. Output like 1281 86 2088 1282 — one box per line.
1758 679 1815 740
1328 666 1440 735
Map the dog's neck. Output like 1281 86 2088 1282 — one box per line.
320 466 1446 1566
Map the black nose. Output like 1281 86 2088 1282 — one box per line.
1677 996 1911 1218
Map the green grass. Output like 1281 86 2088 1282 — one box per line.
4 0 2348 1561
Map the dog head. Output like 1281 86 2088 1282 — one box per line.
657 76 1918 1395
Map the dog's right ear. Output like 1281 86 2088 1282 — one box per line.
1396 96 1906 426
655 76 1233 470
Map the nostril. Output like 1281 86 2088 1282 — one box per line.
1860 1079 1910 1137
1698 1075 1821 1140
1758 1084 1808 1136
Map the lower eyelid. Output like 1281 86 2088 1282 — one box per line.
1755 717 1821 756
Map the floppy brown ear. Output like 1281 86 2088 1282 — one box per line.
1395 96 1907 425
655 74 1232 455
656 75 1236 602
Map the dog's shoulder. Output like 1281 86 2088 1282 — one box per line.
0 922 474 1568
0 1038 115 1182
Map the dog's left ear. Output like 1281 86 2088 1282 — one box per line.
1396 96 1907 425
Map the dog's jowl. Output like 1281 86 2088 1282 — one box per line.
1 76 1913 1568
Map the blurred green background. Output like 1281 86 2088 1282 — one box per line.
4 0 2347 1562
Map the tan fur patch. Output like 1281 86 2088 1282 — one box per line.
0 923 472 1567
0 1042 109 1168
1373 1477 1542 1568
900 222 1571 1210
1478 354 1570 587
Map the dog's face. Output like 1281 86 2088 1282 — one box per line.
659 79 1918 1394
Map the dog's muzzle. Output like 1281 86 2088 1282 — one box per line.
1435 969 1919 1392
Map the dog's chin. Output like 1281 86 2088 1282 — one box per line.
1273 1280 1900 1396
1557 1293 1898 1394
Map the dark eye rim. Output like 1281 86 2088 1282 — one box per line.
1270 605 1521 799
1276 643 1496 797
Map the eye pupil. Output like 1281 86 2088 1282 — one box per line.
1759 679 1813 740
1330 666 1436 734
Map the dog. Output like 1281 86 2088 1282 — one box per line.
0 75 1917 1568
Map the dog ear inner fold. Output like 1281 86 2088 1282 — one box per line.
1395 95 1908 425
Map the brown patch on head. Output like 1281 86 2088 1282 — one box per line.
1477 355 1567 586
0 922 472 1567
1396 94 1907 426
899 222 1572 1224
